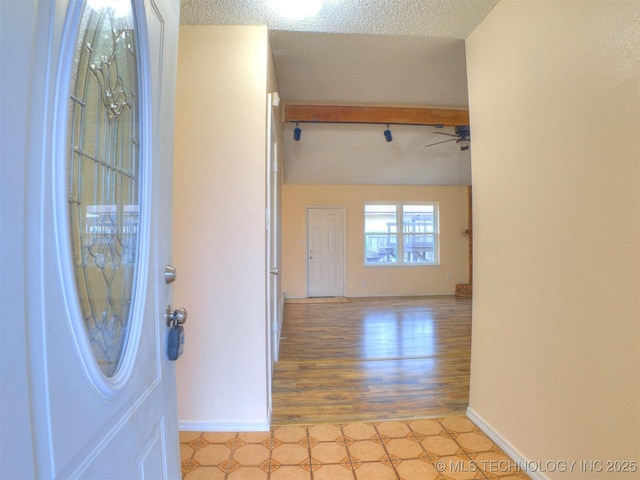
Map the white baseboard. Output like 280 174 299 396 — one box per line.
466 407 546 480
179 421 270 432
342 293 457 298
285 293 459 299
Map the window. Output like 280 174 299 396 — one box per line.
364 203 438 265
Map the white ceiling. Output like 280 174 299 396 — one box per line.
269 31 469 107
283 122 472 185
180 0 500 185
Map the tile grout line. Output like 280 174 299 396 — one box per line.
373 421 402 480
182 432 203 477
436 418 491 480
339 423 360 480
405 420 445 480
267 430 272 480
305 426 315 480
223 432 239 480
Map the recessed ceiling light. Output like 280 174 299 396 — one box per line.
270 0 324 19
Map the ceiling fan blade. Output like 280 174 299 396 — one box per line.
432 132 458 138
424 138 456 148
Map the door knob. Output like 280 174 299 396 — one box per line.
166 306 188 326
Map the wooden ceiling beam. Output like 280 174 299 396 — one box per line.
284 104 469 126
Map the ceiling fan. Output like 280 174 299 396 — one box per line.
424 125 471 151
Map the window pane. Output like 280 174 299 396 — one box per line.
365 204 396 233
403 205 436 264
365 234 397 264
365 204 398 263
403 204 434 233
404 234 435 263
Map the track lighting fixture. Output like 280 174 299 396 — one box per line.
383 124 393 142
293 122 301 141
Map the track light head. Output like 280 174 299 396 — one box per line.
383 124 393 142
293 123 301 141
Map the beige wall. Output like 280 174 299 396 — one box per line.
466 1 640 477
281 184 469 297
173 25 276 430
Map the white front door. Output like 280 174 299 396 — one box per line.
5 0 181 478
307 208 345 297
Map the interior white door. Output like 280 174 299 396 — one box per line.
17 0 181 478
307 208 345 297
266 94 283 376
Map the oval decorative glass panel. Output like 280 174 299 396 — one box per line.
67 0 140 377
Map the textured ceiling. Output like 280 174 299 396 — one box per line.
179 0 498 105
180 0 498 38
179 0 500 184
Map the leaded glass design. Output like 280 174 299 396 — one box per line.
67 0 140 377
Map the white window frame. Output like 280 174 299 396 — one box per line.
364 202 439 266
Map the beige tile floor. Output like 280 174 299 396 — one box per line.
180 416 528 479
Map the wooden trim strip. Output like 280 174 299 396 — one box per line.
284 104 469 126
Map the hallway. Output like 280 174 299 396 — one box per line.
271 296 472 424
179 296 511 479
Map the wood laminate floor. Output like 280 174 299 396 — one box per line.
271 296 472 425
